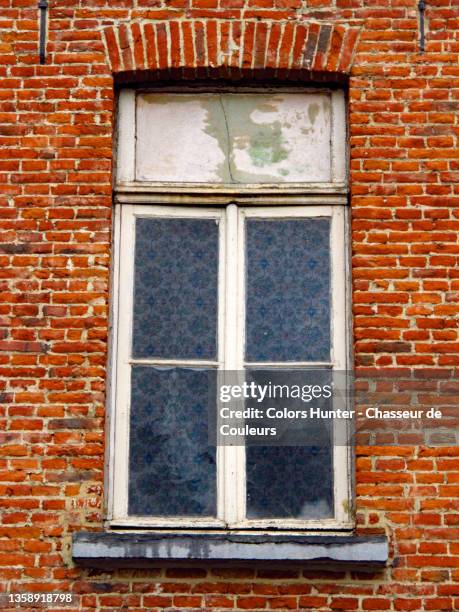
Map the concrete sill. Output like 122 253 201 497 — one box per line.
72 532 388 570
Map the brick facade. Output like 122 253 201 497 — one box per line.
1 0 459 609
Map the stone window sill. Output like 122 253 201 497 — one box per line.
72 531 388 570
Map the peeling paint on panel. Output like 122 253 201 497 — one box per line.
136 94 230 183
136 92 332 184
308 102 320 125
223 93 331 183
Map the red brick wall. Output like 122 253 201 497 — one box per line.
1 0 459 609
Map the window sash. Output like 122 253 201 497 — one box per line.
224 205 350 529
111 206 226 528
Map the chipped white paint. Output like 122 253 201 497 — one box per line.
73 532 389 566
134 92 341 185
117 89 136 183
227 93 331 183
136 95 227 183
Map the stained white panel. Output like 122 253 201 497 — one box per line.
135 93 334 184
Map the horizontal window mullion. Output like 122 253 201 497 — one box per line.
115 185 348 202
129 358 220 367
244 361 333 368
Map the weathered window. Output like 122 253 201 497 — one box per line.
109 88 351 530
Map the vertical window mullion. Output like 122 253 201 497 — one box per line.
216 206 229 524
236 206 247 524
220 204 245 526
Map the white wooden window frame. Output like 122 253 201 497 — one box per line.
108 203 352 530
107 87 353 532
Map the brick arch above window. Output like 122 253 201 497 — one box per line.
102 20 361 79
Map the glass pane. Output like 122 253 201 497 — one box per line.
133 217 219 360
245 218 331 362
128 366 216 517
245 368 334 519
136 93 333 184
246 445 334 519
